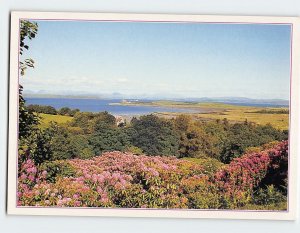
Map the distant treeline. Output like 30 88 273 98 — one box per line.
248 109 289 114
26 104 80 116
19 107 288 165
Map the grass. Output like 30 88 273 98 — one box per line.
197 108 289 130
38 113 73 128
155 108 288 130
118 101 289 130
141 101 289 130
195 108 288 130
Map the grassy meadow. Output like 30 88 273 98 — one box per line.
38 113 73 128
119 101 289 130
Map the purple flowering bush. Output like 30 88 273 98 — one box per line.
17 141 288 209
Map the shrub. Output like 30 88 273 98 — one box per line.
17 141 288 210
183 157 224 176
215 140 288 208
18 152 205 208
27 104 57 115
220 123 287 163
259 140 288 194
88 127 131 155
125 146 143 155
71 111 116 133
39 160 76 183
58 107 80 116
252 185 286 206
28 123 95 163
181 175 220 209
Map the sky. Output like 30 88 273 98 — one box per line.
20 20 292 100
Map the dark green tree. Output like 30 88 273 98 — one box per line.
129 115 180 156
89 123 131 155
18 20 39 139
220 122 287 163
71 111 116 133
58 107 72 116
27 104 57 115
36 123 94 162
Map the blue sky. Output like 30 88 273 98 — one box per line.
20 20 291 100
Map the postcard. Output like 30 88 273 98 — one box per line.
7 11 300 220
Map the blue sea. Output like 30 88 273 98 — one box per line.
24 98 201 116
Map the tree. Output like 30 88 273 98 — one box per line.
71 111 116 133
70 108 80 117
37 123 94 161
58 107 72 116
18 20 39 139
220 122 287 163
174 114 191 132
27 104 57 115
69 135 94 159
129 115 180 156
174 116 222 158
177 123 215 158
89 125 131 155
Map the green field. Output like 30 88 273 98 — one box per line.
39 113 73 128
195 107 288 130
118 101 289 130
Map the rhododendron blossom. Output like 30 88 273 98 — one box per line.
17 141 288 209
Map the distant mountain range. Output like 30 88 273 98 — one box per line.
23 93 289 107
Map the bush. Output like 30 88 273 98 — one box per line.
58 107 80 116
220 122 287 163
18 152 208 208
27 104 57 115
28 123 95 163
183 157 224 176
71 111 116 133
129 115 180 156
252 185 286 206
88 126 131 155
17 141 288 210
215 140 288 208
39 160 76 183
18 128 52 165
125 146 143 155
259 140 288 194
181 175 220 209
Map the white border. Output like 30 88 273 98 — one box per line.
7 11 300 220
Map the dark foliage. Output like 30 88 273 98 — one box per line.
129 115 180 156
220 122 287 163
27 104 57 115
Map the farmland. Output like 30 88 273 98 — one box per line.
118 101 289 130
38 113 73 128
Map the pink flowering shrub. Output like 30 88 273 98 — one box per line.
261 140 288 192
18 159 48 206
18 152 206 208
215 140 288 208
17 141 288 209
